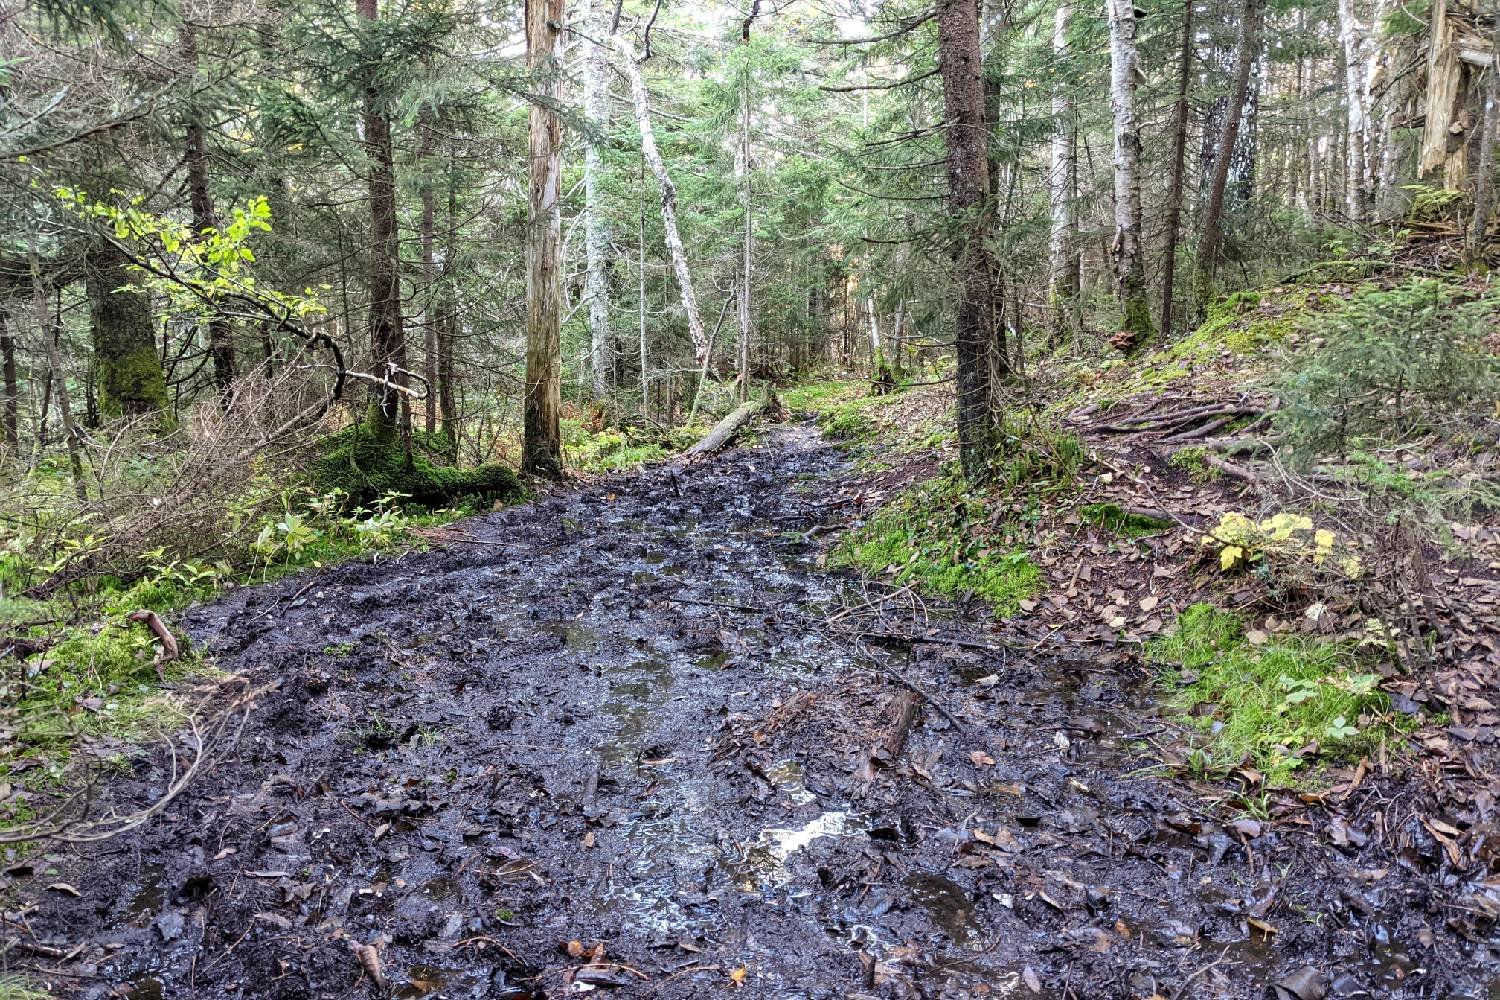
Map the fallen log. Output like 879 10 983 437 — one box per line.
856 690 923 782
682 400 762 458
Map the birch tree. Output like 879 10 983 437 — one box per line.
1336 0 1371 219
1047 2 1079 342
522 0 563 478
582 0 612 402
1105 0 1153 347
622 55 710 368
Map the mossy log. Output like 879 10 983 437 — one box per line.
682 400 761 457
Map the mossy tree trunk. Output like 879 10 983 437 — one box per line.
86 243 168 421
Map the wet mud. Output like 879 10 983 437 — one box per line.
11 423 1499 998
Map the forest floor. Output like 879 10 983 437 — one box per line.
7 408 1500 999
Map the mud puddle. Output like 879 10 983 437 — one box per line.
8 422 1498 999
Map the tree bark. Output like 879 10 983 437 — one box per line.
0 305 16 448
1106 0 1154 347
419 110 438 434
1047 2 1080 345
937 0 1004 481
737 27 755 403
1421 0 1469 188
1469 1 1500 258
583 0 612 403
181 22 237 401
522 0 564 479
357 0 407 435
1160 0 1194 343
1336 0 1371 219
1193 0 1263 314
622 56 710 368
86 243 167 420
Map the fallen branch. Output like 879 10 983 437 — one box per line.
127 609 179 681
856 690 923 782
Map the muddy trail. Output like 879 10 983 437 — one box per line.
14 424 1498 999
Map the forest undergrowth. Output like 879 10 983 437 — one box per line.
791 259 1499 811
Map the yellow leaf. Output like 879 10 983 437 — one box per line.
729 965 748 986
1220 545 1243 571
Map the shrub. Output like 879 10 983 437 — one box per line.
1273 278 1499 462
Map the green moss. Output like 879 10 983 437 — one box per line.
1167 446 1222 483
1164 288 1308 362
312 426 522 508
1079 503 1171 537
561 418 698 473
1147 604 1406 786
832 470 1040 616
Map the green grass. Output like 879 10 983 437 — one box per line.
832 469 1040 615
781 378 904 443
0 974 50 1000
1147 603 1405 786
562 418 708 473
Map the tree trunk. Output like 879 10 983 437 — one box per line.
583 0 612 403
0 305 17 448
1106 0 1154 347
1193 0 1263 314
419 111 438 434
87 243 167 420
36 271 86 500
182 22 236 401
622 56 710 367
1047 2 1080 344
357 0 407 435
1160 0 1194 343
1421 0 1469 188
439 141 460 445
1336 0 1371 219
937 0 1004 481
522 0 564 479
1469 1 1500 258
737 46 754 402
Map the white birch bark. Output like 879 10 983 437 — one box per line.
1105 0 1150 336
582 0 611 401
1336 0 1370 218
622 55 710 367
1047 2 1077 333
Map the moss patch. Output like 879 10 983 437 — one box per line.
1079 503 1171 537
1147 603 1404 786
312 426 522 508
832 470 1040 616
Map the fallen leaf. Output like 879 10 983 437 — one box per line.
45 882 80 897
1022 966 1042 993
729 965 748 987
968 750 996 768
1139 595 1159 612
